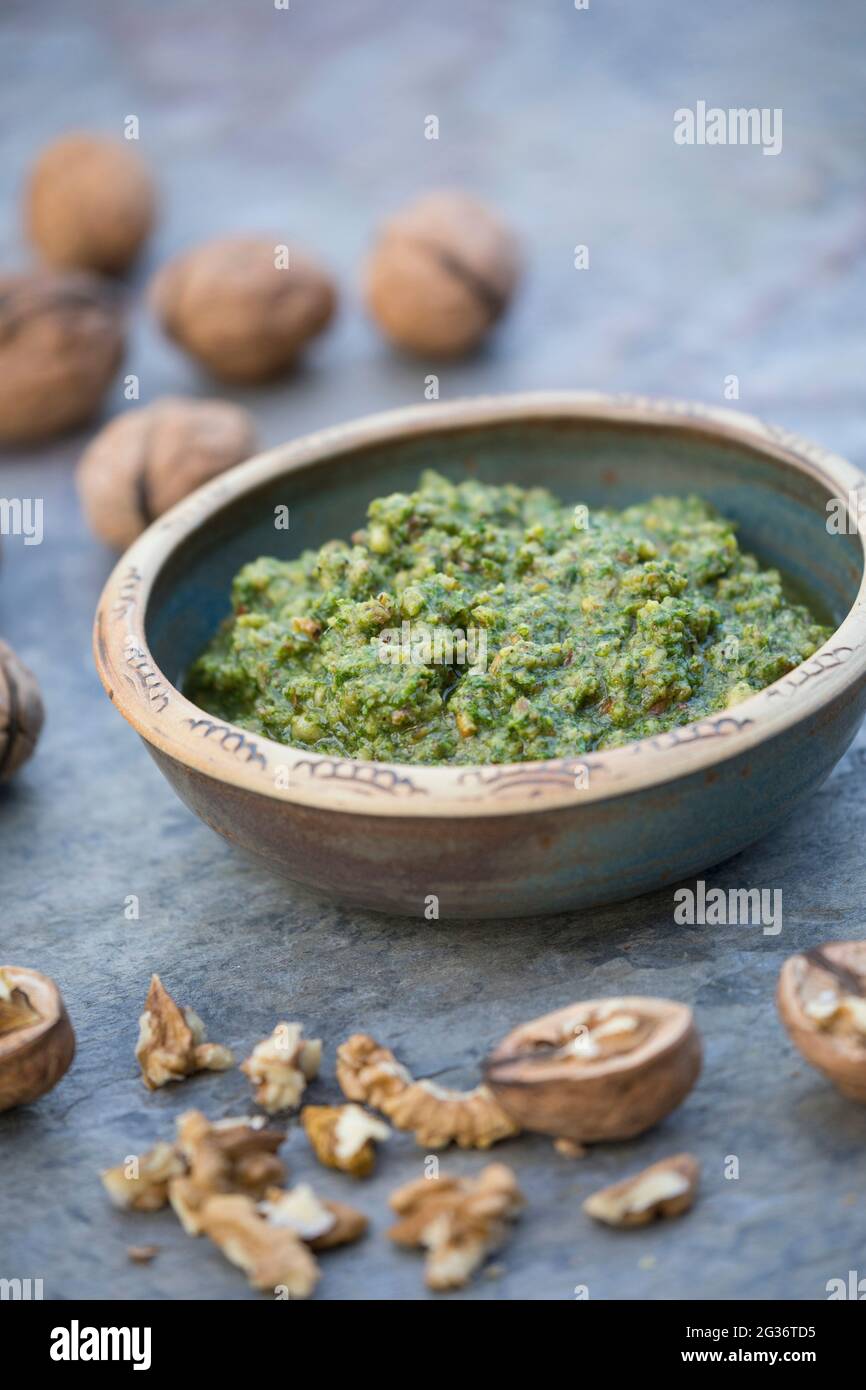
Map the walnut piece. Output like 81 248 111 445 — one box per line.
101 1141 185 1212
337 1033 519 1149
135 974 234 1090
364 190 521 357
389 1163 524 1290
26 133 156 275
0 270 124 443
198 1193 320 1298
127 1245 159 1264
583 1154 700 1228
261 1183 367 1250
150 235 336 382
77 397 257 549
301 1103 390 1177
0 967 40 1034
169 1109 285 1235
241 1022 321 1114
0 642 45 786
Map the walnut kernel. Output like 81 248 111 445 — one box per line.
241 1022 322 1114
135 974 234 1090
582 1154 700 1228
336 1033 519 1149
388 1163 523 1290
301 1103 390 1177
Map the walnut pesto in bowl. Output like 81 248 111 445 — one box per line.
185 470 830 765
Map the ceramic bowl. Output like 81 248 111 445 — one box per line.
94 392 866 917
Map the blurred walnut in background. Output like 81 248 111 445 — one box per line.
77 397 257 548
25 133 156 275
0 271 124 444
364 190 521 357
150 236 336 382
0 639 44 783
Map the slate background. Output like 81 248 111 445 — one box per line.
1 0 866 1301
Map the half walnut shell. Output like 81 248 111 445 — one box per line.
483 997 701 1142
0 967 75 1111
777 942 866 1102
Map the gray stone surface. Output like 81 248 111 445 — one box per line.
2 0 866 1300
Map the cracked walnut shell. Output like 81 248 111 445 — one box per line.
77 396 257 549
0 641 44 784
583 1154 700 1228
364 190 520 357
389 1163 523 1290
301 1103 390 1177
777 942 866 1101
135 974 234 1089
150 235 336 382
0 967 75 1112
26 133 156 275
241 1022 321 1114
0 270 124 443
337 1033 519 1149
484 997 701 1143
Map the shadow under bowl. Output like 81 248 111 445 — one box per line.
94 392 866 918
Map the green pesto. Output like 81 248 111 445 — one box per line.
186 470 831 765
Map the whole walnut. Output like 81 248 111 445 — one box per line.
26 133 156 275
0 271 124 444
150 236 336 382
364 190 521 357
0 640 44 783
77 397 258 549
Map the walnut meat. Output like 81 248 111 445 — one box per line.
77 397 257 549
389 1163 523 1290
169 1110 285 1235
150 236 336 382
301 1103 390 1177
26 133 156 275
364 190 520 357
135 974 234 1090
0 271 124 443
101 1141 186 1213
336 1033 519 1149
583 1154 700 1228
241 1022 322 1114
0 641 44 784
198 1193 320 1297
261 1183 368 1250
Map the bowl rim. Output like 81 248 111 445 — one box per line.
93 390 866 820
